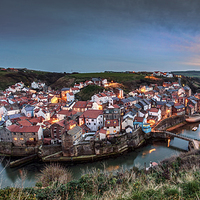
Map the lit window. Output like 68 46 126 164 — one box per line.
14 138 17 141
29 138 34 141
20 138 24 141
107 121 110 124
113 130 116 133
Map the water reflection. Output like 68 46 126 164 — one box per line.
0 135 192 188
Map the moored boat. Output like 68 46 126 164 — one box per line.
192 127 198 131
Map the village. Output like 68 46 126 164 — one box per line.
0 71 199 161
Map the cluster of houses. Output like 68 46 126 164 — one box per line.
153 71 173 77
0 76 200 156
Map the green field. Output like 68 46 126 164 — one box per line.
68 72 147 83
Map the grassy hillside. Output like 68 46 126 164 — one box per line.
0 70 65 90
75 85 105 101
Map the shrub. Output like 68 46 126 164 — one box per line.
36 163 72 187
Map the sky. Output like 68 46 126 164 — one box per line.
1 0 200 73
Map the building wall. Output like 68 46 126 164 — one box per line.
85 115 103 131
0 127 12 142
12 131 39 146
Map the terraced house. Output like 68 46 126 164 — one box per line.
7 125 43 147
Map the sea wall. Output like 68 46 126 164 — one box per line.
0 142 12 155
44 127 146 162
11 146 38 156
39 144 62 157
0 142 38 156
154 115 185 131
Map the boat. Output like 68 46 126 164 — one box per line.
192 127 198 131
185 114 200 123
146 161 158 170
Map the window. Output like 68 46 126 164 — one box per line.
32 133 35 135
107 121 110 124
114 126 116 128
13 132 16 135
94 123 96 125
14 138 17 141
29 138 34 141
20 138 24 141
20 133 23 135
113 130 116 133
92 119 94 122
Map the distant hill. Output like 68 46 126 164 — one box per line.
172 70 200 78
2 69 200 94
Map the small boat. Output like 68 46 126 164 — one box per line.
146 161 158 170
192 127 198 131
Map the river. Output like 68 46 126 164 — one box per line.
0 123 199 188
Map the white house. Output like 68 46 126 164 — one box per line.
35 108 51 121
104 119 120 134
66 92 75 102
99 128 107 140
101 79 108 86
79 110 103 132
153 95 161 102
0 106 7 119
31 81 39 89
149 108 161 121
70 87 80 94
21 105 35 117
56 110 71 121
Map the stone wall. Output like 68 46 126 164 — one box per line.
0 142 39 156
154 115 185 131
63 127 145 157
40 144 62 157
11 146 38 156
0 142 12 155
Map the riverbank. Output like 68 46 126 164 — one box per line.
1 150 200 200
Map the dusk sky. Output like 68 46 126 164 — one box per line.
1 0 200 73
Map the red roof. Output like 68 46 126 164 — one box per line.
99 128 106 134
80 110 103 119
113 104 120 109
7 125 40 133
134 117 144 122
68 92 74 96
57 110 72 116
149 108 159 113
18 120 32 126
73 101 87 108
71 87 80 91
